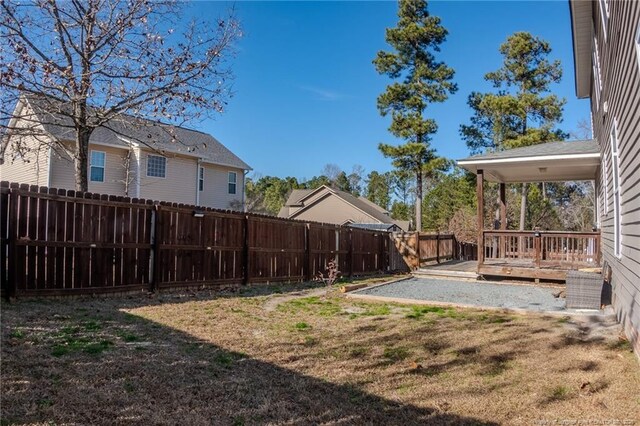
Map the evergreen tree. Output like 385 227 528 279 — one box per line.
422 168 475 231
366 171 392 210
460 32 566 230
335 172 352 193
374 0 456 231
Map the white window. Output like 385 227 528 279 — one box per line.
228 171 237 195
592 37 603 110
198 167 204 191
610 121 622 258
602 158 608 215
636 22 640 68
599 0 609 39
90 151 105 182
147 155 166 178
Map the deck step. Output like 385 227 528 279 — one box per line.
413 268 479 280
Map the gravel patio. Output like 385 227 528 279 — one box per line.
351 277 574 313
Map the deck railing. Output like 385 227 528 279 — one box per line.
480 230 601 270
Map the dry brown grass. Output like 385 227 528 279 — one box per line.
2 280 639 425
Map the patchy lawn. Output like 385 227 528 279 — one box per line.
2 281 639 425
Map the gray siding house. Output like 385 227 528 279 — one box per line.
570 0 640 354
457 1 639 357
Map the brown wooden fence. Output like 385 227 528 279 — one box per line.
392 232 478 270
1 182 392 297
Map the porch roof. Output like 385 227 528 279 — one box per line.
456 140 600 183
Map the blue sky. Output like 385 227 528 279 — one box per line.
191 1 590 181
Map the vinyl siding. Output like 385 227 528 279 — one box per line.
291 193 380 225
0 104 51 186
0 134 50 186
198 163 245 210
49 143 128 195
138 151 197 205
591 0 640 353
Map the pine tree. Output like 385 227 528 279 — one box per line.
460 32 566 230
373 0 456 231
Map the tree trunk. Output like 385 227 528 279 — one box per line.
415 169 422 232
74 128 91 192
519 183 527 231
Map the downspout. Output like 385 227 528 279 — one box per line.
242 170 249 212
195 159 202 206
134 147 141 198
46 146 53 187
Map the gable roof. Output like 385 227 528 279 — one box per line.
331 190 394 224
286 189 315 206
20 95 251 170
280 185 407 230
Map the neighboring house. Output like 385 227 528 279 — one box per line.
0 95 251 210
570 0 639 352
278 185 409 231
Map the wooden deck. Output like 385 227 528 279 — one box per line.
476 230 601 282
418 256 601 283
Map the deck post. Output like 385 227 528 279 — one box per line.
499 183 507 258
477 170 484 270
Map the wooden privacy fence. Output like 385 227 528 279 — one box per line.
392 232 477 270
1 182 391 297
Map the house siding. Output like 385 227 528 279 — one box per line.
0 103 51 186
291 193 379 225
138 151 197 205
591 0 640 353
198 163 245 210
0 134 50 186
49 143 129 195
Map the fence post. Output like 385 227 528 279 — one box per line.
415 232 421 270
304 223 311 281
534 233 541 269
348 228 354 278
150 204 161 292
453 235 458 260
242 215 250 285
436 233 440 264
6 186 18 299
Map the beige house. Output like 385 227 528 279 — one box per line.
0 96 250 210
278 185 409 231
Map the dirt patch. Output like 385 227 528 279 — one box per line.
2 282 639 425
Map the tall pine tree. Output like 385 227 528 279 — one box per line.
460 32 566 230
374 0 456 231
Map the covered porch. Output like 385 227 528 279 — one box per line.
457 140 601 282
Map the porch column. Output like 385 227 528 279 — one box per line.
477 170 484 269
499 183 506 229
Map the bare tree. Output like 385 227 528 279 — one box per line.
0 0 240 191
